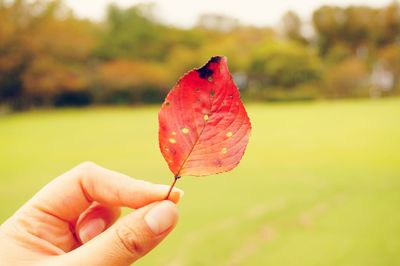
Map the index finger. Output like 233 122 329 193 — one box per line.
21 162 183 222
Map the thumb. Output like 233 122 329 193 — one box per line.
63 201 179 266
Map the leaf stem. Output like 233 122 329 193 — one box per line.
165 176 180 200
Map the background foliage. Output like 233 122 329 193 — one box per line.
0 0 399 110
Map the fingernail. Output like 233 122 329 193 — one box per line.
154 184 184 199
174 188 184 198
144 201 177 234
79 218 106 243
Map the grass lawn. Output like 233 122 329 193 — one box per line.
1 98 400 265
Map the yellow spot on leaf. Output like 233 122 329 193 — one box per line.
226 131 233 137
221 147 228 154
181 127 189 134
203 114 209 121
169 138 176 144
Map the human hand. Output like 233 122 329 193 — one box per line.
0 162 183 266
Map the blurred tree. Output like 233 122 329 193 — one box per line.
324 57 368 98
0 0 34 107
378 44 400 92
313 4 400 56
281 10 308 44
22 57 89 105
250 41 322 89
95 59 169 103
313 6 346 56
96 4 169 61
342 6 375 52
325 43 353 64
0 0 96 108
313 5 374 57
375 3 400 47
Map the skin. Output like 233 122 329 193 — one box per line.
0 162 183 266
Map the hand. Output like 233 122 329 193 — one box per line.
0 162 183 266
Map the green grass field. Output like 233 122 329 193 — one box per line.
1 98 400 265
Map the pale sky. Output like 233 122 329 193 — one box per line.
64 0 396 27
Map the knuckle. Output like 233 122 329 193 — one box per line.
115 224 147 257
73 162 98 201
77 161 98 173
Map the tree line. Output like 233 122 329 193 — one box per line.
0 0 399 110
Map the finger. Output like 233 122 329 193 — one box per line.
21 162 183 222
62 201 179 266
75 202 121 244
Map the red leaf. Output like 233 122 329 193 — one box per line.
158 56 251 177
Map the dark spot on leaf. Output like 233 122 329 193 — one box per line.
196 56 221 79
209 56 222 63
197 65 214 79
170 148 177 155
215 159 223 167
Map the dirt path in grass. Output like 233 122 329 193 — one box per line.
166 199 287 266
167 193 345 266
225 193 346 266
